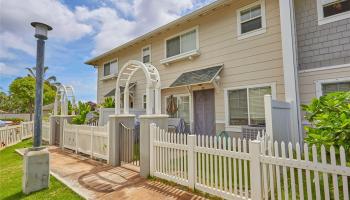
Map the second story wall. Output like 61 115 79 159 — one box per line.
295 0 350 71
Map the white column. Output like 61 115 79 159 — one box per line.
124 85 130 114
250 140 262 200
146 85 152 115
279 0 301 144
115 87 121 115
155 87 161 115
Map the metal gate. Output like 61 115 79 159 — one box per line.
119 123 140 166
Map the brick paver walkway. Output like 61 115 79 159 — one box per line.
49 147 206 200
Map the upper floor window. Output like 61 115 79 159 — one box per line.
317 0 350 25
237 0 266 40
142 45 151 63
103 59 118 77
166 28 198 58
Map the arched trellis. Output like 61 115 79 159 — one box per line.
53 85 76 116
115 60 161 115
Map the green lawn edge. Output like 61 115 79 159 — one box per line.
0 139 83 200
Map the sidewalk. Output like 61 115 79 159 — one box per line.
49 147 206 200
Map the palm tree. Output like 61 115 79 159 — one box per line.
26 66 61 87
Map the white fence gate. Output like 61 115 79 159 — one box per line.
42 121 51 142
0 121 34 148
62 121 109 161
150 124 350 200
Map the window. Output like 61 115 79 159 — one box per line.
142 46 151 63
166 95 190 124
227 86 271 126
166 28 197 58
322 81 350 95
103 60 118 77
317 0 350 25
143 94 147 109
237 0 266 40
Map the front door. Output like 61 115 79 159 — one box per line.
193 89 215 135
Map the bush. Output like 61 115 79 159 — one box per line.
302 92 350 153
101 97 115 108
71 102 91 125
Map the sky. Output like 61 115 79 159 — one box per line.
0 0 214 102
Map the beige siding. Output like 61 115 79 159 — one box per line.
95 0 284 132
299 67 350 105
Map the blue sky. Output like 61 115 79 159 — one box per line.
0 0 213 102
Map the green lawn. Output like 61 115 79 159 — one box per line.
0 139 83 200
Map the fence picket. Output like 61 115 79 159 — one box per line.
330 146 339 200
340 147 349 200
205 135 209 186
243 139 248 200
238 138 243 197
312 145 321 200
274 141 282 200
223 136 227 192
321 145 330 200
288 143 296 200
262 142 268 200
296 143 304 200
304 143 312 200
268 141 275 200
228 137 233 194
201 135 205 185
210 136 214 188
233 137 237 195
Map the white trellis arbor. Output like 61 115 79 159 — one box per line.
115 60 161 115
53 85 76 115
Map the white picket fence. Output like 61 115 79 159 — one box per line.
42 121 50 142
150 124 350 200
0 121 34 148
62 121 109 161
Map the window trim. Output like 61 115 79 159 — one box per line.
315 77 350 97
101 59 118 80
236 0 266 40
164 93 192 129
316 0 350 25
141 45 152 63
224 82 276 132
162 26 199 63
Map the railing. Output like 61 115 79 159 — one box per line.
0 121 34 149
150 123 350 200
62 121 109 161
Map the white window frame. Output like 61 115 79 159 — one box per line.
161 26 200 65
317 0 350 25
224 82 276 132
315 77 350 97
164 93 193 129
102 59 118 80
141 45 151 63
236 0 266 40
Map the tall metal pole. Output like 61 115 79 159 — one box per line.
33 39 45 147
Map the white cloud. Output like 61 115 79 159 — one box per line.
0 0 93 59
76 0 202 55
0 62 21 76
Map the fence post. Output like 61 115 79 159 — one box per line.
20 122 23 140
90 126 93 159
75 125 78 154
250 140 262 200
149 123 155 176
188 134 196 190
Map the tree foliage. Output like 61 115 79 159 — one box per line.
303 92 350 153
71 101 91 125
8 77 56 118
101 97 115 108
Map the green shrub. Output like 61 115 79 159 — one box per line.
302 92 350 154
101 97 115 108
71 102 91 125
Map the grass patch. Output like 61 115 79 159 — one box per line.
0 139 83 200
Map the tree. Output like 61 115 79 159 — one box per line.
101 97 115 108
26 66 61 87
303 91 350 156
71 101 91 125
9 77 56 120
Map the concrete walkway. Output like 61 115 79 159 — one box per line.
49 147 207 200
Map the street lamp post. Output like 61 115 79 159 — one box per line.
22 22 52 195
30 22 52 148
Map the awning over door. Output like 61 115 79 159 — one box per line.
104 82 136 97
169 65 223 88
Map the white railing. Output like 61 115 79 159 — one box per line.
0 121 34 149
42 121 50 142
63 121 109 161
150 123 350 200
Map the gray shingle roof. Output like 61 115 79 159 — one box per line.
169 65 223 88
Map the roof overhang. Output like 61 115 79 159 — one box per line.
85 0 232 66
166 65 223 89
